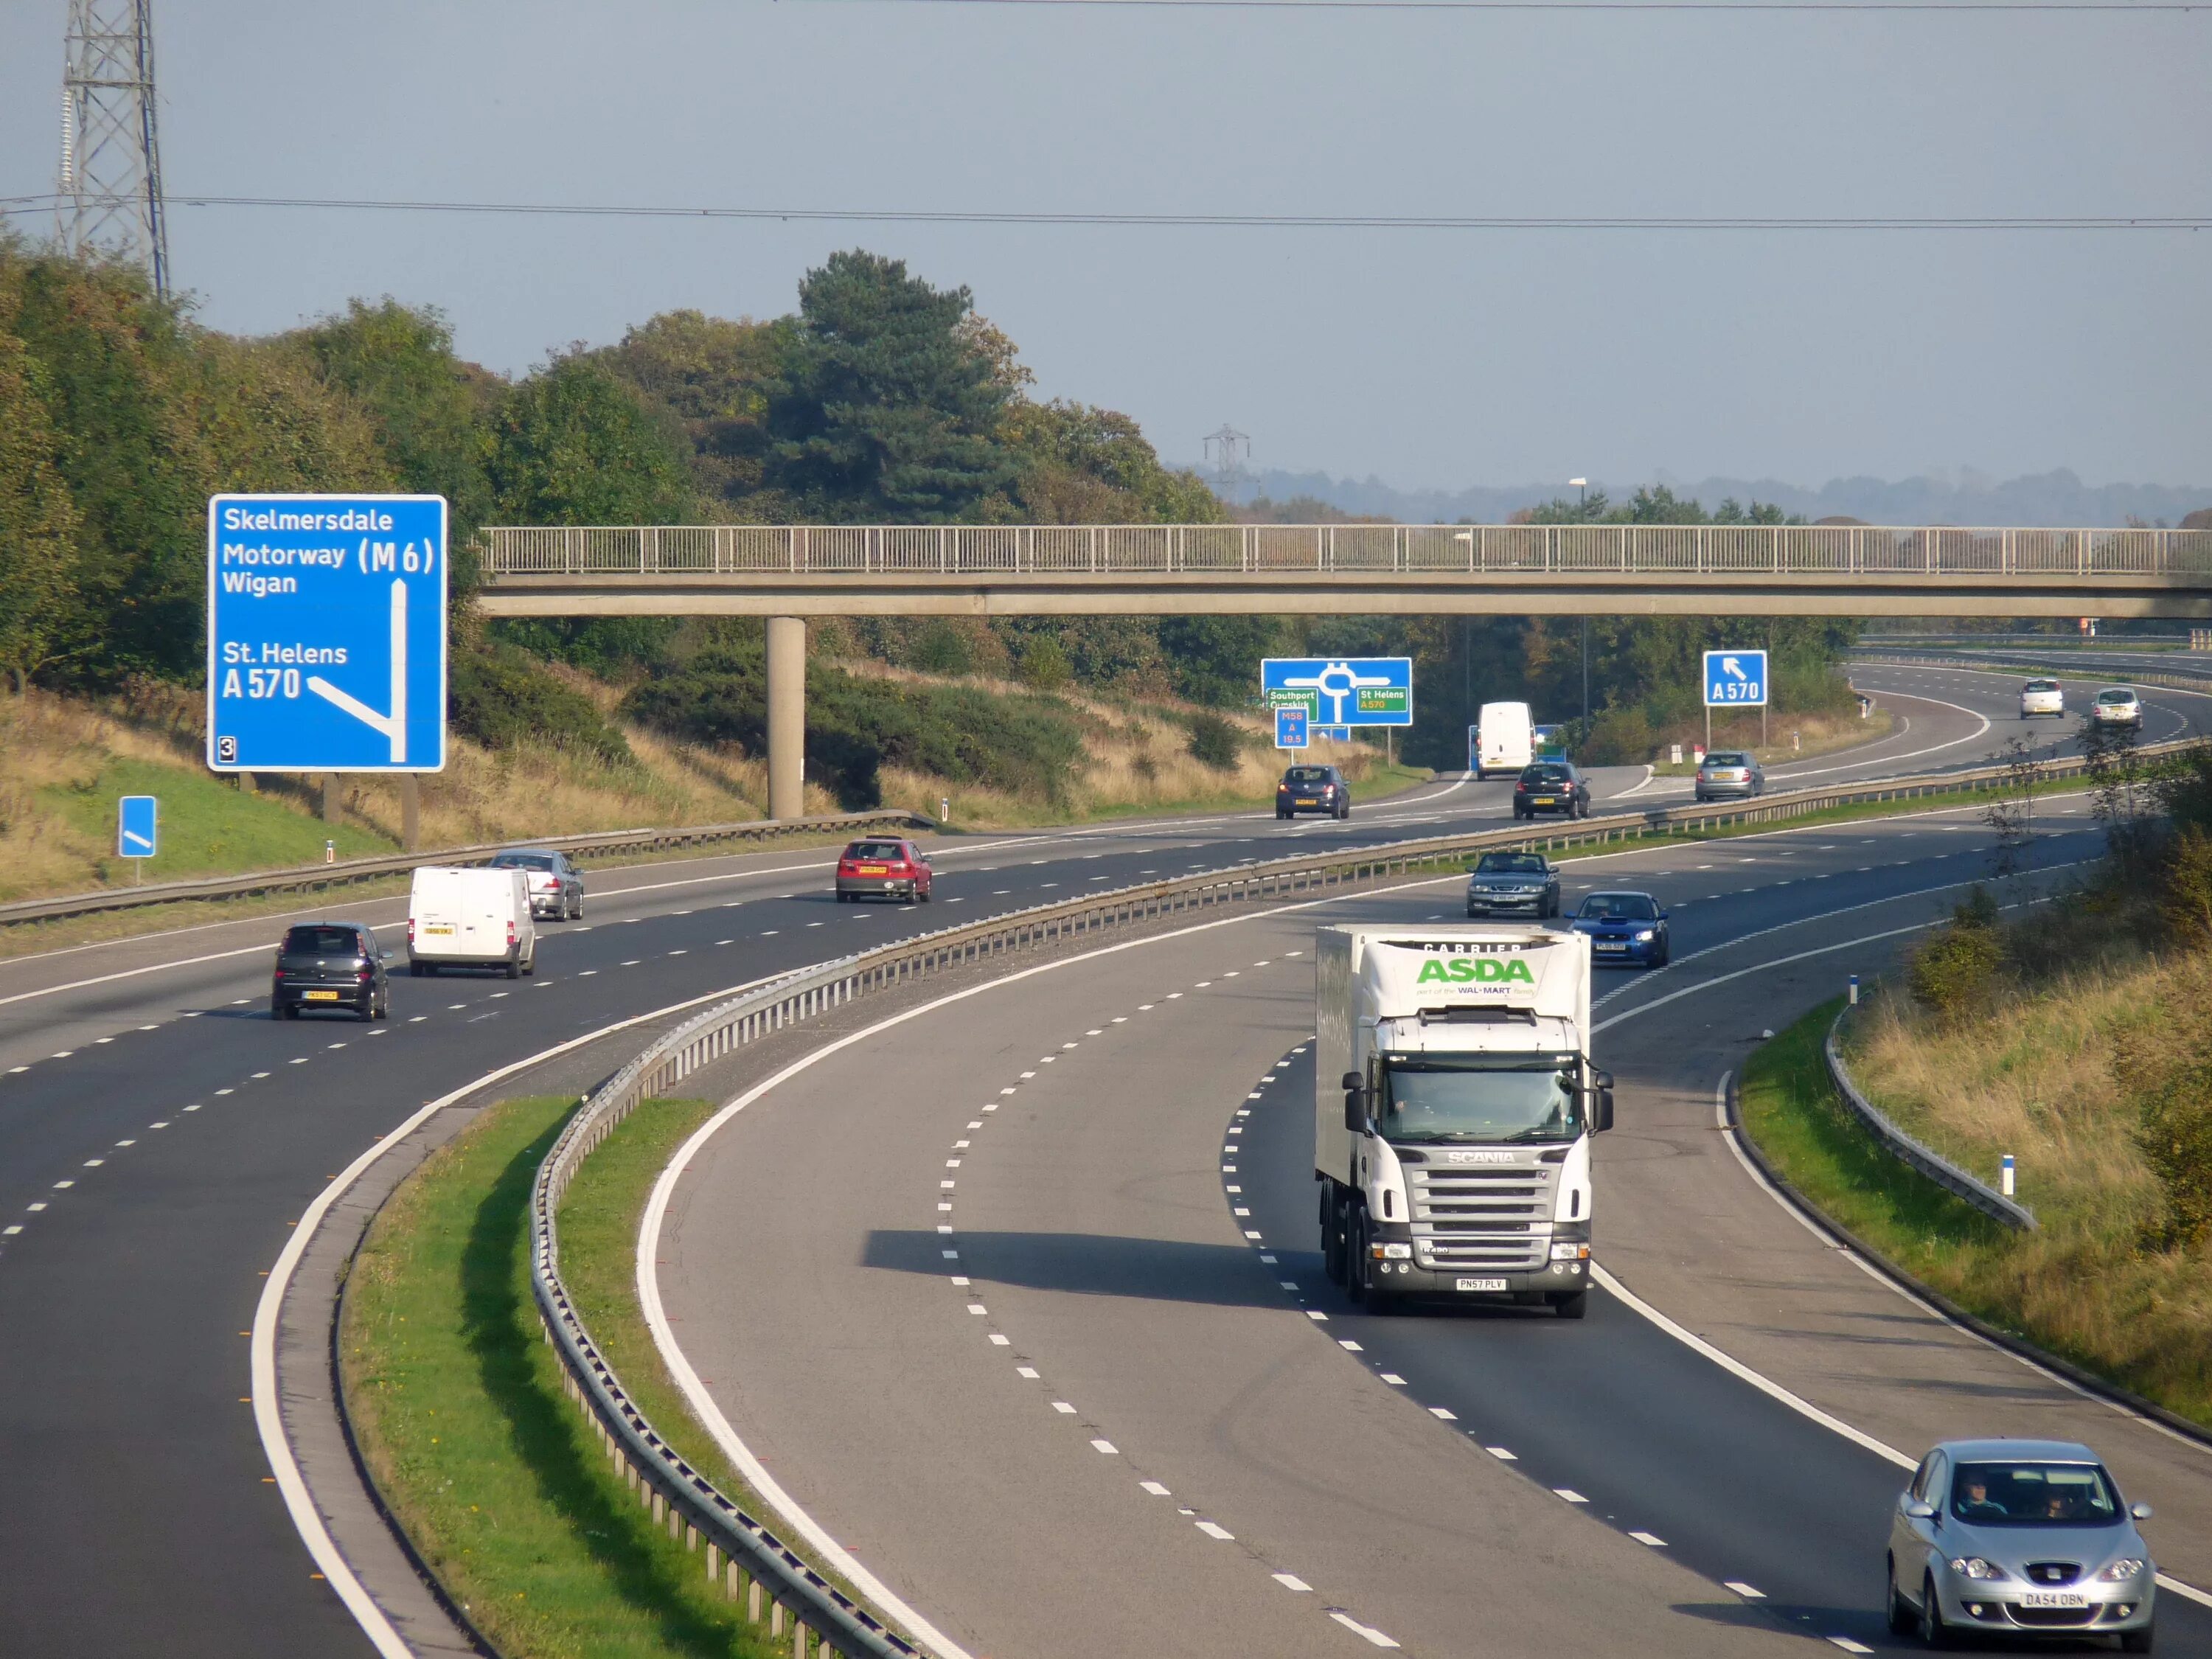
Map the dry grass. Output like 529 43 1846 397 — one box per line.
1650 709 1897 773
1838 908 2212 1422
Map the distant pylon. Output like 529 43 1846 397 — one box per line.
57 0 170 295
1203 424 1251 490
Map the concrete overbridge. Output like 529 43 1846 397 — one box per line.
473 521 2212 815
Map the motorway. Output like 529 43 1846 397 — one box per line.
0 660 2206 1658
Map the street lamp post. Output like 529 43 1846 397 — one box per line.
1570 480 1590 726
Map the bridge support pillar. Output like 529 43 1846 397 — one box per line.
766 616 806 821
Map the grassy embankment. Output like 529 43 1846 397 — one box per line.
0 678 1422 908
1739 913 2212 1429
1647 708 1896 775
342 1093 818 1659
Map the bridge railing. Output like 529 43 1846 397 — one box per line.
479 524 2212 581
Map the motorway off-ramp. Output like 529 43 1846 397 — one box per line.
0 661 2201 1657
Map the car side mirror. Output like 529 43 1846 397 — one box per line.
2132 1502 2154 1520
1341 1071 1368 1133
1658 910 1670 921
1905 1500 1937 1520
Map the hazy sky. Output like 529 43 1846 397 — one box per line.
4 0 2207 490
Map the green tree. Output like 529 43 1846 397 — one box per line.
769 251 1016 521
0 313 81 692
597 308 793 513
487 355 697 525
1158 615 1284 707
288 299 499 548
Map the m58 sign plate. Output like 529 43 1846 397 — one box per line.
205 494 448 773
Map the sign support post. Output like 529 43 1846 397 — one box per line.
1700 649 1770 756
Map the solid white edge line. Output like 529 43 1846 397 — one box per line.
1596 947 2212 1613
250 967 795 1658
1764 686 1992 782
636 876 1453 1659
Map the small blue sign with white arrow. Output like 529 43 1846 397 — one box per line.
1703 649 1768 708
117 794 157 860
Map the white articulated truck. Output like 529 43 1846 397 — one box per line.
1315 923 1613 1317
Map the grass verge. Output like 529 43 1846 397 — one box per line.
1739 998 2212 1432
341 1094 782 1658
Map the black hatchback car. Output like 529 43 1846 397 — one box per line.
1513 761 1591 820
271 921 389 1021
1277 765 1351 820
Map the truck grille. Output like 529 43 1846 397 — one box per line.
1405 1165 1551 1270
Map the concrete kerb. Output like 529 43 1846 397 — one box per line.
518 740 2195 1658
1823 1012 2038 1230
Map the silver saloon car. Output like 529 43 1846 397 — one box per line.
1888 1439 2155 1650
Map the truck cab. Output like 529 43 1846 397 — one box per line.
1315 925 1611 1317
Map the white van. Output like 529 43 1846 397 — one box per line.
1472 702 1535 779
408 866 536 978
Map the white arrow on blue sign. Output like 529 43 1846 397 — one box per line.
116 794 157 859
1703 649 1768 709
205 494 448 773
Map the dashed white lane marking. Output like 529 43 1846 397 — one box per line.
1725 1581 1764 1599
1329 1611 1401 1649
1630 1530 1666 1547
1427 1405 1455 1419
1380 1373 1407 1386
1826 1641 1874 1655
1194 1520 1234 1540
1555 1488 1588 1503
1090 1439 1119 1455
1486 1446 1516 1461
1273 1572 1312 1592
1140 1480 1171 1496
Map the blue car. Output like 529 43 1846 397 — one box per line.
1571 891 1669 967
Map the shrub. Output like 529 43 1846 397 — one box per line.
1907 892 2003 1020
2161 824 2212 947
448 642 632 765
2115 960 2212 1250
1017 636 1072 690
1186 712 1242 771
913 622 973 676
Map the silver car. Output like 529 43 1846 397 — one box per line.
2090 686 2143 728
1887 1439 2155 1650
1464 850 1562 918
1694 750 1765 801
489 848 584 920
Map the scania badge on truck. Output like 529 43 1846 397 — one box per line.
1315 924 1613 1317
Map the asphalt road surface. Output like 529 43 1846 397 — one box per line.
0 661 2202 1656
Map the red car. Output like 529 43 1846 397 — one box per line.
835 838 934 902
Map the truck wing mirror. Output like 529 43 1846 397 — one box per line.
1591 1073 1615 1134
1341 1071 1363 1091
1341 1073 1368 1134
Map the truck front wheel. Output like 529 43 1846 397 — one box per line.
1548 1290 1589 1319
1320 1190 1349 1286
1349 1211 1394 1313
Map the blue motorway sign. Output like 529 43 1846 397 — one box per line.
1275 706 1310 749
116 794 157 860
1261 658 1413 728
206 495 448 772
1703 649 1768 709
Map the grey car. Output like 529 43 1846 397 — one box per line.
1694 750 1765 801
1465 851 1562 918
1887 1439 2155 1649
490 848 583 920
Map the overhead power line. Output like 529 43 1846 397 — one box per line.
801 0 2202 11
0 193 2199 232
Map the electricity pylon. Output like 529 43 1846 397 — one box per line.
57 0 170 295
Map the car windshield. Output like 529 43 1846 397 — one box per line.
1578 894 1658 922
2025 680 2059 692
1520 765 1570 784
492 853 554 871
2098 689 2135 703
1704 753 1749 768
283 926 361 956
1284 768 1329 785
847 841 905 860
1476 853 1548 874
1377 1056 1583 1144
1949 1462 2122 1527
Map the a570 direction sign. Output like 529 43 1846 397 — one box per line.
205 494 448 773
1703 649 1768 708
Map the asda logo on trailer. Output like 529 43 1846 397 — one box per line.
1416 956 1535 986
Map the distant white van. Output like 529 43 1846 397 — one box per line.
408 866 536 978
1472 702 1535 780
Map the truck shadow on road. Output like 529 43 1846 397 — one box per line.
862 1228 1287 1309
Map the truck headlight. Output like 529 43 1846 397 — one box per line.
1551 1242 1590 1261
1380 1242 1412 1260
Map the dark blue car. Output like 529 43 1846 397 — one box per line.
1571 891 1670 967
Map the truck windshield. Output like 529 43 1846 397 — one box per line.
1377 1057 1582 1144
